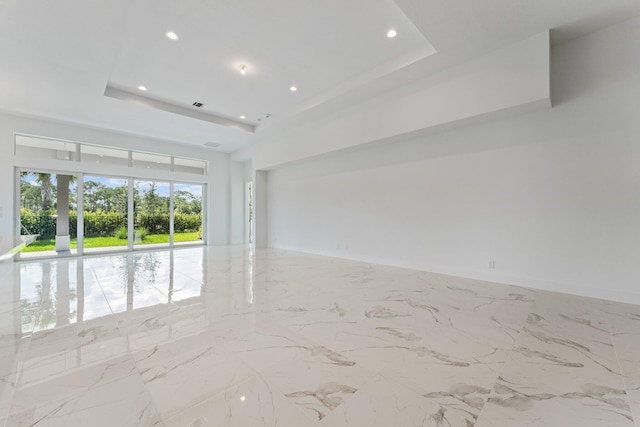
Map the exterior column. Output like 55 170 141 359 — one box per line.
55 175 70 251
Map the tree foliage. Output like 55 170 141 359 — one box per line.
84 181 127 213
20 172 77 212
174 190 202 214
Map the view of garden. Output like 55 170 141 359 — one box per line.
20 172 203 253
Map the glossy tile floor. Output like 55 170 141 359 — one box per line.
0 246 638 426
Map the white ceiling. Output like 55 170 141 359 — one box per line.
0 0 639 153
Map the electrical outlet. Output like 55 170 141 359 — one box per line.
489 260 496 269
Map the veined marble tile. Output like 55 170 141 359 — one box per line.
2 247 639 426
10 354 139 411
132 332 256 420
369 316 507 424
477 380 634 427
627 388 640 427
531 290 608 319
296 290 527 376
0 335 31 422
0 335 31 371
605 301 640 426
93 275 171 313
605 302 640 375
321 374 489 427
292 320 402 374
19 321 128 392
255 352 373 422
252 297 372 343
115 303 196 351
211 312 372 421
478 301 634 426
5 373 162 427
6 327 160 425
25 318 122 355
512 309 621 383
19 344 132 398
162 374 320 427
0 371 17 423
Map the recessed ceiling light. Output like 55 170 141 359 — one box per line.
240 115 246 119
290 86 297 92
137 86 148 91
240 64 247 75
165 31 179 40
387 29 397 38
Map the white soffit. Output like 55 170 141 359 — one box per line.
103 86 255 133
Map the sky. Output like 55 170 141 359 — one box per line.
86 176 202 198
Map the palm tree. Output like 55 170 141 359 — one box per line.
20 172 54 211
39 174 54 211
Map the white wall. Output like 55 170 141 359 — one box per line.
229 160 245 244
0 113 231 247
266 17 640 304
255 170 268 248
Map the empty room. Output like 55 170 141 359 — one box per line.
0 0 639 426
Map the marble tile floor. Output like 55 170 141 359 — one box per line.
0 246 638 426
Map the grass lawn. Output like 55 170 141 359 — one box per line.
21 232 201 252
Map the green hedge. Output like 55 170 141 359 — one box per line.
173 213 202 232
21 209 201 239
83 211 126 237
21 210 58 239
136 214 169 235
136 213 201 234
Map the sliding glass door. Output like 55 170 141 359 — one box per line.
173 183 203 245
83 176 128 253
19 172 205 257
134 180 171 248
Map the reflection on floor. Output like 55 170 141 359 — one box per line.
18 241 202 260
0 246 638 426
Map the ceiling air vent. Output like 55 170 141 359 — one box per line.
204 142 221 148
192 101 206 108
